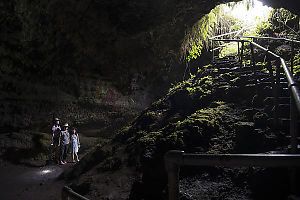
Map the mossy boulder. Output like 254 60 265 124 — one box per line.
242 108 257 121
253 112 269 128
252 94 265 107
234 122 265 153
67 144 109 179
0 131 53 166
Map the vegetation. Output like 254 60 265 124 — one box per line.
182 0 272 62
182 4 240 61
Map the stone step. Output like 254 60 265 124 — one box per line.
259 86 289 97
285 135 300 140
213 59 237 64
259 77 287 83
280 88 290 96
266 97 291 104
257 81 289 88
264 97 291 106
276 104 291 118
287 145 300 153
278 118 300 132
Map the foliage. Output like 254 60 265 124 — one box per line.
257 8 299 38
182 4 240 62
182 0 272 61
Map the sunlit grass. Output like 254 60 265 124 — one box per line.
219 42 239 58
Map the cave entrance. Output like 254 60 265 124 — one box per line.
182 0 300 74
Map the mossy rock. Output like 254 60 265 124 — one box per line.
67 144 109 179
169 89 194 111
242 108 257 121
234 122 264 153
230 75 248 87
253 112 269 128
252 94 264 107
98 156 122 171
263 97 274 106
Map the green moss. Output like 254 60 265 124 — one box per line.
253 112 269 128
230 77 240 84
210 101 225 108
137 132 157 147
99 156 122 171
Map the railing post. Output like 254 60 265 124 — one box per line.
291 42 294 74
273 58 281 128
237 41 240 63
165 150 184 200
250 43 256 82
290 97 299 194
267 55 274 83
240 41 244 67
290 97 299 153
212 40 215 63
62 186 69 200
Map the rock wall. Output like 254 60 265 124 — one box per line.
1 0 299 131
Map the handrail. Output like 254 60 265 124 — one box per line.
210 37 300 153
211 39 249 43
209 30 242 40
249 41 280 58
165 150 300 200
243 36 300 44
209 26 254 40
182 35 300 200
62 186 90 200
209 36 300 115
248 41 300 114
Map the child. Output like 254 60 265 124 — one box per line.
70 127 80 162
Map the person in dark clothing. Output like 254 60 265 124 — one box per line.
58 123 70 165
50 117 61 163
51 118 61 146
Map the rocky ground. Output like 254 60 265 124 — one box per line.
0 161 65 200
60 54 299 200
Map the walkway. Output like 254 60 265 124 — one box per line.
0 162 66 200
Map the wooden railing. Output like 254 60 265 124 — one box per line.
165 36 300 200
165 150 300 200
210 37 300 153
61 186 90 200
243 36 300 74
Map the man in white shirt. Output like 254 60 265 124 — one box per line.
58 123 70 165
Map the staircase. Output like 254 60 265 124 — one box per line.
211 53 300 153
165 35 300 200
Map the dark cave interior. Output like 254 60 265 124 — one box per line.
1 0 300 200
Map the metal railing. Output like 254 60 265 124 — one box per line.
164 36 300 200
165 150 300 200
243 36 300 74
62 186 90 200
243 36 300 44
210 37 300 153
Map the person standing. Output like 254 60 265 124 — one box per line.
70 127 80 162
58 123 70 165
51 118 61 163
51 118 61 146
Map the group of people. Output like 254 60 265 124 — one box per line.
51 118 80 165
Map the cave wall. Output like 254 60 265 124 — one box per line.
0 0 298 130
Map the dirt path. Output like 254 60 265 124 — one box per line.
0 162 71 200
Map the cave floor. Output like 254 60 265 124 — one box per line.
0 161 73 200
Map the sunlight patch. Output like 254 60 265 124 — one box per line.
224 0 272 26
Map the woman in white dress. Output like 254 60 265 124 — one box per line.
70 127 80 162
